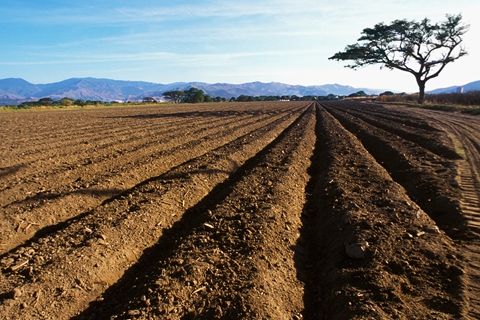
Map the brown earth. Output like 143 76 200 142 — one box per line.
0 101 478 319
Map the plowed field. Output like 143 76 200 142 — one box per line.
0 101 478 319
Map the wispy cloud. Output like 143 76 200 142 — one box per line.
0 48 325 66
0 0 341 25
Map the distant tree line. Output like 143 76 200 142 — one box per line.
162 88 219 103
12 89 362 109
18 97 110 108
163 88 342 103
231 94 342 102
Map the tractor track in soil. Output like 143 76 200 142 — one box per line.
0 103 309 319
386 106 480 319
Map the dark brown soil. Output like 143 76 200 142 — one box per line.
0 101 478 319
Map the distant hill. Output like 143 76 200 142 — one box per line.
429 80 480 94
0 77 384 105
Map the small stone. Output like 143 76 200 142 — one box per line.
425 226 440 234
127 310 141 316
11 260 28 272
13 288 22 299
345 241 369 259
203 223 215 230
416 231 426 237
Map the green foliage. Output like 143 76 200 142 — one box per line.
19 98 110 108
162 88 212 103
162 90 185 103
330 14 469 103
348 91 367 97
183 88 205 103
38 97 54 105
60 97 74 106
228 94 341 102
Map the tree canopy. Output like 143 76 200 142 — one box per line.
329 14 468 103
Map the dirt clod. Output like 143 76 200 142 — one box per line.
345 241 369 259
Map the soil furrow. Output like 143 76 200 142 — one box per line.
0 113 254 200
0 109 300 254
0 117 185 160
0 104 215 146
0 104 297 164
323 103 466 239
1 105 301 189
0 105 306 319
355 107 439 131
75 105 315 319
401 108 480 320
299 104 463 319
0 114 242 186
338 104 459 159
0 103 296 148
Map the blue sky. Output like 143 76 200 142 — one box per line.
1 0 479 91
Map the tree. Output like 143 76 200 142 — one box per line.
183 88 205 103
348 91 367 98
59 98 74 106
38 97 54 105
329 14 468 104
162 90 184 103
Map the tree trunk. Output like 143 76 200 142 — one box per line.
417 81 426 104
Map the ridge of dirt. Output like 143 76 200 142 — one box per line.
75 105 316 320
323 102 466 239
0 114 236 185
338 103 460 159
0 101 476 319
387 106 480 319
0 107 302 254
354 103 441 131
0 109 283 201
299 104 463 319
0 105 307 319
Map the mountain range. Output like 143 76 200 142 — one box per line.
0 77 382 105
1 77 478 105
428 80 480 94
